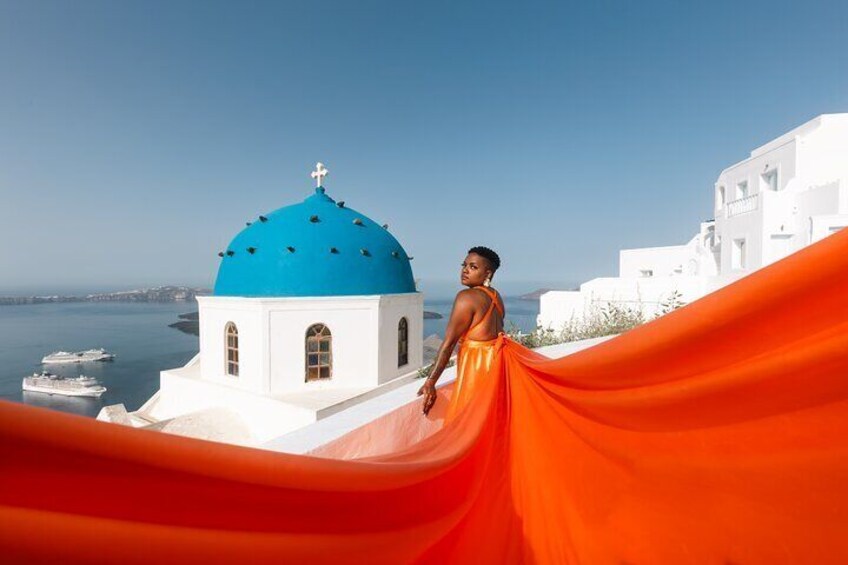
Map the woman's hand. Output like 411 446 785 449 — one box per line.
416 290 474 417
417 379 437 415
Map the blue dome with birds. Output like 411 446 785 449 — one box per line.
213 172 416 297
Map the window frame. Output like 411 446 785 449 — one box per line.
224 322 239 377
398 317 409 367
305 323 332 382
761 169 779 192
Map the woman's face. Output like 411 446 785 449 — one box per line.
460 253 492 287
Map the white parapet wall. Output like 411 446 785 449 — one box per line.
538 276 707 329
264 335 617 455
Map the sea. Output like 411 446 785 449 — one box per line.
0 295 540 419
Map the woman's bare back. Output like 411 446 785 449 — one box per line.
463 287 505 341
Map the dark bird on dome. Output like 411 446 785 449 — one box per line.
310 215 320 223
226 250 235 257
382 223 389 229
360 248 371 256
337 201 345 208
330 247 339 254
259 215 268 223
391 251 399 258
246 222 252 226
247 247 256 254
407 256 414 260
218 252 224 257
286 246 295 253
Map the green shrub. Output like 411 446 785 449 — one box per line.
508 301 647 348
655 289 687 318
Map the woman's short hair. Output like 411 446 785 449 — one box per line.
468 246 501 272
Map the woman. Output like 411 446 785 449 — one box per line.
417 245 505 420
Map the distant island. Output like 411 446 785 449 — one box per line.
169 311 201 335
517 288 552 300
170 309 444 336
0 286 210 306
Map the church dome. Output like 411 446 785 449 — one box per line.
213 175 416 298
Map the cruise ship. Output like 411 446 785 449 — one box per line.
41 348 116 364
22 372 107 398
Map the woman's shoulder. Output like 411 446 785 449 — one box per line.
454 288 480 303
458 286 491 297
460 286 502 305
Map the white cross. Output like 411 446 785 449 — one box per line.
311 162 329 187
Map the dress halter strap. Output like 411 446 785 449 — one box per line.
462 286 504 339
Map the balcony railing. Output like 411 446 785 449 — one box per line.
725 193 759 218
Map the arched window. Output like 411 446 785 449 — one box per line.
305 323 332 381
225 322 239 377
398 317 409 367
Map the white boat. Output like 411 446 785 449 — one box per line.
41 348 116 364
22 371 107 398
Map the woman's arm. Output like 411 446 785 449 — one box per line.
418 291 475 415
429 291 474 384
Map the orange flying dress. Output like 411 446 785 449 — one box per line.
2 228 848 564
444 284 507 425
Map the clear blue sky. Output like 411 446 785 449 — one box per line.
1 0 846 297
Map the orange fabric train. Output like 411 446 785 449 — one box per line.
2 228 848 564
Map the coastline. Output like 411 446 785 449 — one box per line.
0 286 210 306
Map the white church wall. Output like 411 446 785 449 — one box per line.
197 294 425 395
197 297 266 393
266 297 379 393
377 293 424 385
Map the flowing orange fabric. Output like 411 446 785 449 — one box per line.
2 228 848 564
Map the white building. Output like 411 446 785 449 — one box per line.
539 114 848 328
99 164 425 446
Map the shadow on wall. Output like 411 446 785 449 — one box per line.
307 381 457 459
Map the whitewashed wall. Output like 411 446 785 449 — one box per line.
197 297 265 393
377 293 423 385
196 294 423 395
619 244 692 278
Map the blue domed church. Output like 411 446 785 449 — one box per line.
115 164 424 445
